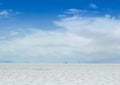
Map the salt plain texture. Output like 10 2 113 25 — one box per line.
0 64 120 85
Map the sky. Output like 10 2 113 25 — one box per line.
0 0 120 63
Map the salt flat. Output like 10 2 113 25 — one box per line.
0 64 120 85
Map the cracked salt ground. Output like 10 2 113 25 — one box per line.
0 64 120 85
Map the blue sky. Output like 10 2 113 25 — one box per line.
0 0 120 63
0 0 120 29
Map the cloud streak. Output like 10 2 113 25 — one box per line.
89 3 98 9
0 10 10 15
0 9 20 18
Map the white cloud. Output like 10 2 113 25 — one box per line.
0 9 20 17
89 3 98 9
58 14 67 18
10 31 19 36
64 8 99 17
0 10 10 15
66 8 87 14
0 30 92 58
54 16 120 56
0 13 120 62
68 9 82 13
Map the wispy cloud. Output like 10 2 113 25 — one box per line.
0 9 20 17
89 3 98 9
0 10 10 15
66 8 87 14
63 8 99 17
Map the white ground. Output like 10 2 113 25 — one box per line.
0 64 120 85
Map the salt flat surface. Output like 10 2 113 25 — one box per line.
0 64 120 85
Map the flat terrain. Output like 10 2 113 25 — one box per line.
0 64 120 85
